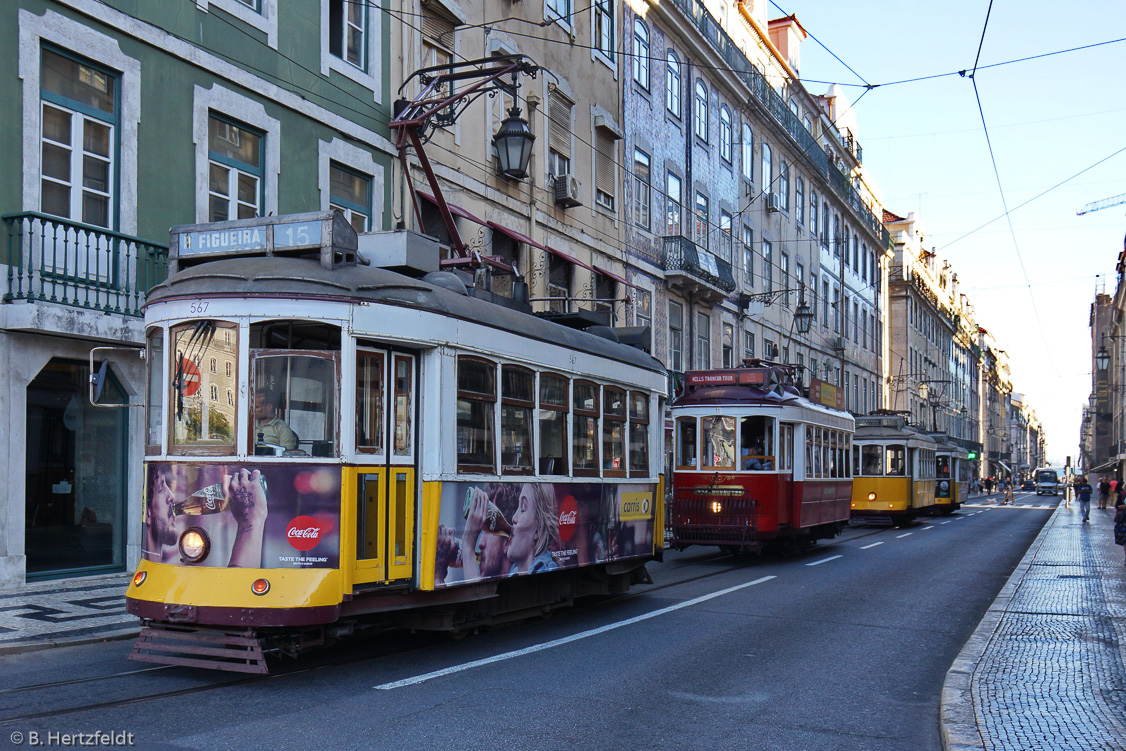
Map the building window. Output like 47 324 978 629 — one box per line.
762 239 772 293
780 253 790 305
695 192 709 249
764 338 776 360
595 128 616 211
742 226 754 289
795 260 804 304
722 323 735 368
548 89 573 178
741 122 753 182
822 278 830 328
634 148 651 229
719 210 733 263
761 143 772 193
633 20 650 89
669 300 684 372
329 162 371 232
594 0 614 60
40 48 117 230
547 255 572 313
778 161 789 210
547 0 572 21
795 177 804 225
695 311 711 368
744 330 755 360
833 285 840 332
809 189 818 236
208 114 263 221
666 172 682 236
329 0 366 70
694 80 708 141
666 52 681 116
719 107 732 163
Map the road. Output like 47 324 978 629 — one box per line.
0 494 1056 751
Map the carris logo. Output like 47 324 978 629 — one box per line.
286 515 322 551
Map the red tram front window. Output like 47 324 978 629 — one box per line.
675 416 697 469
702 416 735 469
739 415 775 471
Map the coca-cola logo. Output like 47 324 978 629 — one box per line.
286 515 323 551
558 494 578 543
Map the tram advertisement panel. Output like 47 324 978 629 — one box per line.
433 481 655 588
143 462 340 569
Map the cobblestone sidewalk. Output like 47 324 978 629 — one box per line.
943 503 1126 750
0 573 136 655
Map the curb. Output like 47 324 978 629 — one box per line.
939 501 1062 751
0 625 140 657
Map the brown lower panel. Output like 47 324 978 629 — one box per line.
126 597 339 627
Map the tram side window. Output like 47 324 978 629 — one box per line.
828 431 838 478
843 434 852 477
538 374 569 474
356 350 384 454
146 327 164 455
805 430 816 479
573 381 600 476
457 357 496 473
603 387 627 476
170 321 238 455
676 417 697 468
886 445 906 476
393 355 413 457
702 416 736 469
739 415 775 470
252 353 338 456
779 424 794 471
628 391 650 477
501 365 535 475
861 445 883 475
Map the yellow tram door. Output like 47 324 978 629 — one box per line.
350 350 417 587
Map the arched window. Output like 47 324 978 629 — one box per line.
741 122 753 181
719 107 732 163
666 52 681 115
633 20 649 89
694 80 708 140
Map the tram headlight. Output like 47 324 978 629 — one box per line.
178 528 210 564
132 571 147 587
251 579 271 596
711 501 723 514
867 492 877 502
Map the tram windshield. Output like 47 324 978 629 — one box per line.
739 416 775 470
250 321 340 457
169 320 238 454
702 416 736 469
886 445 906 476
861 445 883 475
936 456 951 479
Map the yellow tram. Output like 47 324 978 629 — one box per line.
850 414 937 525
122 213 667 672
935 440 970 514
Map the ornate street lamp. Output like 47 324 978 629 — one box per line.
493 106 535 180
793 294 814 334
1096 344 1111 371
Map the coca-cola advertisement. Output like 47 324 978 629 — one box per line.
143 462 340 569
434 481 656 588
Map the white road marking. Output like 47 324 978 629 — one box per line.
860 542 884 549
922 526 935 530
954 516 966 520
896 533 913 538
373 575 777 690
806 555 843 566
940 521 953 525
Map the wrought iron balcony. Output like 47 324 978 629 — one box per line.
3 212 168 318
662 236 736 303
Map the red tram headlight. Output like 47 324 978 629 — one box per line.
178 528 210 564
251 579 271 596
132 571 147 587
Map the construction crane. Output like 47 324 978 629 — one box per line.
1077 192 1126 216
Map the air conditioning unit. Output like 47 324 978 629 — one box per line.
554 174 582 208
831 337 846 352
765 192 781 213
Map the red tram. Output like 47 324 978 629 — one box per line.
668 364 855 553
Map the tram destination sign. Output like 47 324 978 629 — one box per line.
168 211 358 272
808 378 845 411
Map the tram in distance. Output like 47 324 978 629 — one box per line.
667 363 856 554
850 414 938 525
123 212 668 673
934 439 971 513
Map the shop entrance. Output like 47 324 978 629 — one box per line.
25 358 127 578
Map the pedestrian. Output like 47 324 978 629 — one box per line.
1099 477 1111 509
1002 476 1014 505
1076 476 1093 523
1114 496 1126 566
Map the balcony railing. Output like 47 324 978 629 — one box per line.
663 235 737 293
4 212 168 318
666 0 891 249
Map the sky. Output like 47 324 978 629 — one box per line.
784 0 1126 465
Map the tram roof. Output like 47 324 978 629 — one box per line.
145 257 665 377
853 422 939 447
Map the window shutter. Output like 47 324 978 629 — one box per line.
549 91 572 156
595 130 615 197
422 11 454 47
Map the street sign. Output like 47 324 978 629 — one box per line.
176 357 200 397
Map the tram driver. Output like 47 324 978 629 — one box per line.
254 389 298 451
